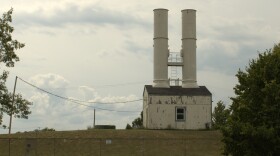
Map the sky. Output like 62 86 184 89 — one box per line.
0 0 280 133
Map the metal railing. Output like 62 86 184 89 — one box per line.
168 52 182 86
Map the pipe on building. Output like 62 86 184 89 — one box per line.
153 9 170 88
181 9 199 88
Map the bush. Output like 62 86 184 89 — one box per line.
126 124 132 129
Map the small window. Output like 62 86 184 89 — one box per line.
176 107 186 121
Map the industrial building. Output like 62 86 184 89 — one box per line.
143 9 212 129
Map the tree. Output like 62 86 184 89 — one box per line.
125 123 132 130
212 101 230 129
126 111 143 129
0 8 32 129
132 111 143 129
222 43 280 156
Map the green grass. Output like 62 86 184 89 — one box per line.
0 129 223 156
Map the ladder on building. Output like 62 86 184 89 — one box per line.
168 52 182 86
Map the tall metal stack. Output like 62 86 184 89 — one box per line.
153 9 170 88
181 9 199 88
152 9 199 88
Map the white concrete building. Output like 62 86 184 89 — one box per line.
143 85 212 129
143 9 212 129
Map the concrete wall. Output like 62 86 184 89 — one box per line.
143 92 211 129
143 90 149 128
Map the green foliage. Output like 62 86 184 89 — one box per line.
222 43 280 156
132 111 143 129
1 90 32 119
87 125 94 130
0 8 32 128
212 101 230 130
0 8 24 67
127 111 143 129
34 127 55 132
125 123 132 129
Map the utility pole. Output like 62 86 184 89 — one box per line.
8 76 18 134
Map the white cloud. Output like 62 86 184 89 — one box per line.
13 3 150 30
29 73 69 88
78 85 98 100
29 92 50 116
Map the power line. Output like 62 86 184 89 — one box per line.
17 77 142 113
16 80 150 90
18 77 142 104
65 99 141 113
84 81 150 88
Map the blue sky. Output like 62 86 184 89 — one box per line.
1 0 279 133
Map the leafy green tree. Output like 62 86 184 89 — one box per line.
132 111 143 129
125 123 132 129
212 101 230 129
0 8 32 129
222 43 280 156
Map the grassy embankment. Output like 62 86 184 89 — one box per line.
0 129 223 156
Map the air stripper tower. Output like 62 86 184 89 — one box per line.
143 9 212 129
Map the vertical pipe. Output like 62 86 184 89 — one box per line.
181 9 199 88
153 9 170 88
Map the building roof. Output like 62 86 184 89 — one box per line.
144 85 212 96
